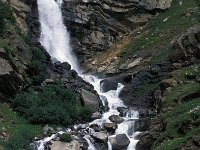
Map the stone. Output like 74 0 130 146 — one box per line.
104 123 118 133
100 79 118 92
43 125 54 134
134 118 150 132
0 48 27 97
169 26 200 63
91 112 102 120
109 134 130 150
60 62 71 70
44 79 54 84
193 135 200 146
160 78 177 89
80 89 100 111
108 115 124 124
89 124 101 132
92 132 108 143
50 140 80 150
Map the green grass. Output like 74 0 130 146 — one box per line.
177 64 200 80
163 82 200 102
121 0 200 63
0 103 42 149
153 98 200 150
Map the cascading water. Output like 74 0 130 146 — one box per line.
35 0 140 149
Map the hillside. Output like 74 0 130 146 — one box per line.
0 0 200 150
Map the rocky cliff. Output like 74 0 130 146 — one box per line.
27 0 172 68
0 0 200 150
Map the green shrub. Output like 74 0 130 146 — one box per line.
12 84 92 125
4 126 34 150
59 133 72 142
28 47 48 84
0 1 15 36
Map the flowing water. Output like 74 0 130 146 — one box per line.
36 0 139 149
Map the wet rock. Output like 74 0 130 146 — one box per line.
56 62 71 71
80 89 100 111
134 118 150 132
110 134 130 150
108 115 124 124
117 107 128 117
91 112 102 120
103 123 118 133
92 132 108 143
89 124 101 132
100 80 118 93
94 143 108 150
43 125 54 134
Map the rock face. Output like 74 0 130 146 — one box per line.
10 0 30 33
110 134 130 150
0 48 28 98
169 26 200 63
27 0 172 67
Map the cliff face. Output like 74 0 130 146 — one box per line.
0 0 32 99
28 0 172 67
1 0 200 150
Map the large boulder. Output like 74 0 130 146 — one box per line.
108 115 124 124
92 132 108 143
50 140 80 150
80 89 100 111
109 134 130 150
104 123 118 133
100 80 118 92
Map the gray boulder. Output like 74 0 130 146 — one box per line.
109 115 124 124
110 134 130 150
80 89 100 111
92 132 108 143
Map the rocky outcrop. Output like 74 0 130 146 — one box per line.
169 26 200 63
27 0 172 67
9 0 30 33
0 47 28 99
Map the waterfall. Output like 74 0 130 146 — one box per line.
36 0 139 149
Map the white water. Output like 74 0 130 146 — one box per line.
36 0 139 149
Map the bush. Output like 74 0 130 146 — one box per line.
12 84 92 125
59 133 72 142
4 126 34 150
27 47 48 84
0 1 15 36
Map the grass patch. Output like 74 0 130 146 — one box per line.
0 103 42 149
121 0 200 63
153 98 200 149
163 82 200 102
